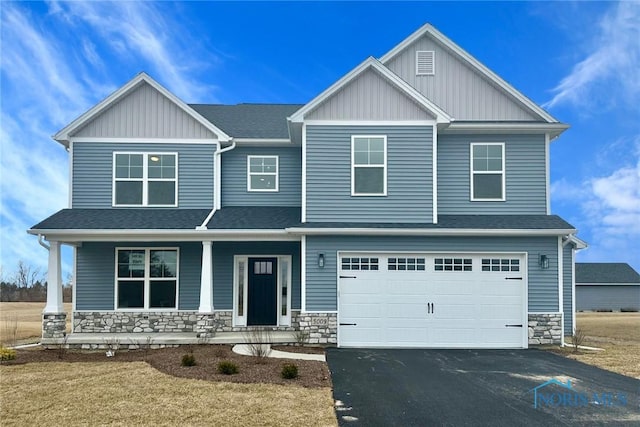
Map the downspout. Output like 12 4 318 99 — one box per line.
198 140 237 229
38 234 50 250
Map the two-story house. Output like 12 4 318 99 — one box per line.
30 24 586 349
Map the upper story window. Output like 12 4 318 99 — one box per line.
351 135 387 196
113 153 177 206
247 155 278 192
470 143 505 201
116 248 179 310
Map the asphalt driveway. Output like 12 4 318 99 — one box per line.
327 349 640 426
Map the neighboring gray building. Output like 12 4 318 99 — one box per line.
576 263 640 311
31 23 587 349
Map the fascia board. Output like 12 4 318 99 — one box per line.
379 23 559 124
443 122 569 137
289 57 451 124
577 282 640 286
285 227 576 236
53 72 230 146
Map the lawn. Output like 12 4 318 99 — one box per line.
563 312 640 379
0 362 337 427
0 302 72 346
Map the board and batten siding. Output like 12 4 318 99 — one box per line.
75 242 201 311
221 146 301 207
437 134 547 214
563 244 574 336
211 242 301 310
306 68 434 121
384 36 540 121
72 142 214 208
72 82 216 139
305 235 558 312
306 125 433 222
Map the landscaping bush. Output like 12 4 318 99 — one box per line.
281 363 298 379
181 353 196 367
217 360 239 375
0 346 17 361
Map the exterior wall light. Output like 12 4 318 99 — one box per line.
318 253 325 268
539 254 549 270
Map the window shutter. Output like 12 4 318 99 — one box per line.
416 51 435 75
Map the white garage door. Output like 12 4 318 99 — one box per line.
338 253 527 348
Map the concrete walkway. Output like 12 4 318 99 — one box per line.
232 344 326 361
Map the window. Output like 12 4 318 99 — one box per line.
113 153 177 206
482 258 520 272
341 257 379 271
388 258 426 271
248 155 278 191
352 136 387 196
470 143 505 201
416 51 435 75
434 258 472 272
116 248 178 309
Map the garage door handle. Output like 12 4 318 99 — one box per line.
505 277 523 280
340 275 357 279
427 302 434 314
505 324 523 327
339 323 357 326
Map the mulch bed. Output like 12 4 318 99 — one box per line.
3 345 331 388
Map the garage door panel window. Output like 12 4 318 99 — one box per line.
471 143 505 201
435 258 472 272
481 258 520 272
351 136 387 196
388 258 426 271
341 257 379 271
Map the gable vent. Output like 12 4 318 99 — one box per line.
416 50 435 75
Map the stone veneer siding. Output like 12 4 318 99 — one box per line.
528 313 562 345
43 313 67 339
73 311 337 344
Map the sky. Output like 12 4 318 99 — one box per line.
1 1 639 281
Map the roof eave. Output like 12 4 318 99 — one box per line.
285 227 577 236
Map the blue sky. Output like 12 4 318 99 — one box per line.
1 1 639 280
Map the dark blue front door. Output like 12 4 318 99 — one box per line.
248 257 278 326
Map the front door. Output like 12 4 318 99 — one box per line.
247 257 278 326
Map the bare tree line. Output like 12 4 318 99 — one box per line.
0 261 72 302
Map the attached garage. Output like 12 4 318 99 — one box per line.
338 252 528 348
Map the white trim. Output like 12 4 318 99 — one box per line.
304 119 438 126
289 57 451 124
545 133 551 214
286 227 576 236
470 142 506 202
68 141 73 208
303 310 338 314
198 241 214 313
577 282 640 286
70 137 218 144
432 126 438 224
558 237 564 344
563 234 588 250
54 73 230 146
114 247 180 311
301 123 307 222
416 50 435 76
112 152 178 207
233 138 292 146
351 135 387 196
442 122 569 137
233 256 248 326
72 246 77 314
247 155 279 192
278 256 293 326
571 248 576 335
379 23 558 123
301 235 307 312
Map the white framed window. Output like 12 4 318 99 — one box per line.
115 248 179 310
416 50 435 75
470 143 505 201
247 155 279 192
351 135 387 196
113 152 177 206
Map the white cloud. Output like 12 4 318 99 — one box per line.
544 1 640 110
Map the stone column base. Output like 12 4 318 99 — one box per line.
528 313 562 345
43 312 67 339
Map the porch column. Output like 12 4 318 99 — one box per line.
43 241 64 314
199 241 214 313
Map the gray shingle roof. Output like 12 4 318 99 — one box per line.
206 206 300 229
31 209 211 230
189 104 303 139
296 215 575 230
576 263 640 284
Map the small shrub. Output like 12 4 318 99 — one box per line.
217 360 239 375
181 353 197 367
0 346 17 362
572 327 586 353
281 363 298 379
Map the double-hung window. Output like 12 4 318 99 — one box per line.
247 155 278 191
351 135 387 196
113 153 177 206
116 248 179 309
470 143 505 201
